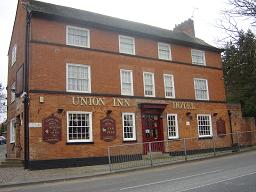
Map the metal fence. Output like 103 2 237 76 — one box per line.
108 130 256 171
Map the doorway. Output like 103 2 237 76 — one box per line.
140 104 166 154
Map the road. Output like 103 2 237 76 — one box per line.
1 150 256 192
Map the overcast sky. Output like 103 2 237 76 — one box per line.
0 0 253 122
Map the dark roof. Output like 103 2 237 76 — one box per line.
29 0 221 52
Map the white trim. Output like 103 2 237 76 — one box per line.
66 111 93 143
191 49 206 66
197 114 213 138
120 69 134 96
193 78 209 101
66 25 90 48
122 112 136 141
158 42 172 60
143 72 155 97
10 118 16 143
118 35 135 55
163 74 175 98
66 63 91 93
167 114 179 139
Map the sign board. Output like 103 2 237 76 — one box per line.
42 114 62 144
29 123 42 128
100 115 116 141
216 118 226 135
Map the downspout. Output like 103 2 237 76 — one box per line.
23 1 32 169
228 110 234 146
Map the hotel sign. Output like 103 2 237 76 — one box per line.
42 115 62 144
172 102 195 110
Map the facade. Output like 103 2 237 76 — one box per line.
7 0 231 169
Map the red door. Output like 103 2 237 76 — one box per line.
142 112 164 154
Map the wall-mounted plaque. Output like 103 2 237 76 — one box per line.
42 114 62 144
216 118 226 136
100 115 116 141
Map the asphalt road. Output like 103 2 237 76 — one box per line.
1 150 256 192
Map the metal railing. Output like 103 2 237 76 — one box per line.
108 130 256 171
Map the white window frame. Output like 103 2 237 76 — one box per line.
163 74 175 98
191 49 206 66
66 63 91 93
197 114 213 138
158 42 171 60
120 69 134 96
10 82 16 103
119 35 135 55
10 118 16 143
11 44 17 66
66 25 90 48
143 72 155 97
167 114 179 139
66 111 93 143
122 112 136 141
194 78 209 101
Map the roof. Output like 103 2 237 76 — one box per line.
29 0 221 52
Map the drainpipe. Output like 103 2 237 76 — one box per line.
23 1 32 169
228 110 234 146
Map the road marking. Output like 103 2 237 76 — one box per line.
119 169 223 191
175 171 256 192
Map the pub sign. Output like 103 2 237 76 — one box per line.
100 115 116 141
42 114 62 144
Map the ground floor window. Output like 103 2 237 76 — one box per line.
197 114 212 137
10 118 16 143
122 113 136 141
67 111 93 142
167 114 179 139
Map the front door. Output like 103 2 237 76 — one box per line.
142 112 164 154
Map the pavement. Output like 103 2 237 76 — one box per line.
1 149 256 192
0 146 255 189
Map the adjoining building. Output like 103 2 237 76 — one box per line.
7 0 231 169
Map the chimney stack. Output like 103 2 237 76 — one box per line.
173 19 195 37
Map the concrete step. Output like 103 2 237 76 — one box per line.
0 159 23 168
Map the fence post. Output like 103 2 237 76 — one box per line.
149 142 153 167
236 132 241 152
108 147 112 172
183 138 187 161
213 135 216 156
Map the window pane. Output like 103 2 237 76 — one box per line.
194 79 208 100
123 113 136 140
67 26 89 47
119 36 134 54
197 115 212 137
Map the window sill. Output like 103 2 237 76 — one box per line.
66 142 94 145
123 140 137 143
198 136 213 140
168 138 180 141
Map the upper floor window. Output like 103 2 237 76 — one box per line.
67 111 93 142
122 112 136 141
143 72 155 97
120 69 134 96
194 78 209 100
163 74 175 98
66 26 90 48
167 114 179 139
191 49 206 66
11 44 17 65
158 43 171 60
11 82 16 103
10 118 16 143
119 35 135 55
66 64 91 93
197 114 212 138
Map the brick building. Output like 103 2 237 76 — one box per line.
7 0 232 169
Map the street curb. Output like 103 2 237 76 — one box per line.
1 148 255 189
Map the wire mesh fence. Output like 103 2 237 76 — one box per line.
108 130 256 171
